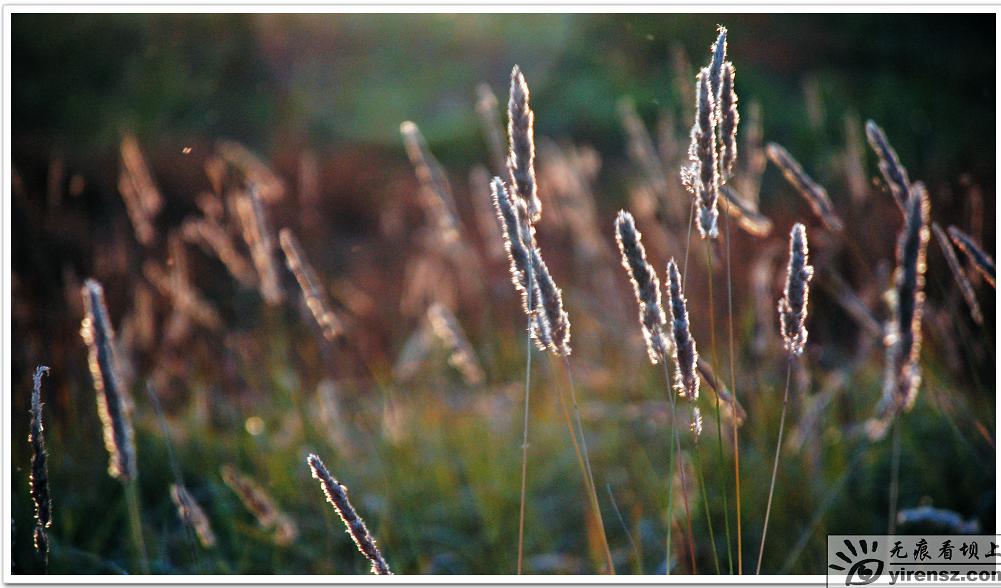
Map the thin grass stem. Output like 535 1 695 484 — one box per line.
123 478 149 574
662 361 697 574
692 439 721 574
705 240 734 573
562 356 615 574
722 184 743 575
756 357 793 574
605 483 641 573
887 420 902 535
516 271 534 574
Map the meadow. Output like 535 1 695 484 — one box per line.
9 14 995 576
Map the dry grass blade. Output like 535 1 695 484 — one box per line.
932 223 984 325
671 43 695 125
143 257 223 331
476 83 509 177
738 100 766 205
80 279 137 481
307 454 392 575
29 365 52 557
221 465 298 545
400 121 462 246
118 134 163 246
181 217 258 289
864 120 909 212
719 185 772 237
820 269 883 338
279 228 345 341
697 358 746 425
234 188 284 306
427 302 485 386
843 113 868 205
619 97 669 200
948 225 995 288
217 140 286 203
170 484 217 548
766 143 844 232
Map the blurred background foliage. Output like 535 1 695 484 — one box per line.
14 14 994 179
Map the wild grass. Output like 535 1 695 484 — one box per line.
9 19 995 578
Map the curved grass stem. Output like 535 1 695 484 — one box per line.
560 356 615 574
756 357 793 574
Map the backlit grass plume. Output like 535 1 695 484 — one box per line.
766 143 844 232
307 453 392 575
881 185 931 416
865 120 910 212
758 223 813 574
507 65 541 222
279 228 344 341
29 365 52 558
778 224 813 356
170 484 217 549
717 61 739 181
932 223 984 325
708 26 727 101
615 211 668 364
80 279 137 481
683 68 720 239
530 248 571 356
948 225 995 288
491 177 538 316
666 259 700 404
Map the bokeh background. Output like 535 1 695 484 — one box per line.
11 13 996 575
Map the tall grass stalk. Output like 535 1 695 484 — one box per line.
516 268 533 574
760 223 812 574
560 356 615 573
146 382 204 569
887 421 902 535
704 241 734 573
756 358 793 574
721 197 743 575
692 440 721 574
123 478 149 574
661 361 697 574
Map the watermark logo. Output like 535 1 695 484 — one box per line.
827 536 1001 587
829 538 885 585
